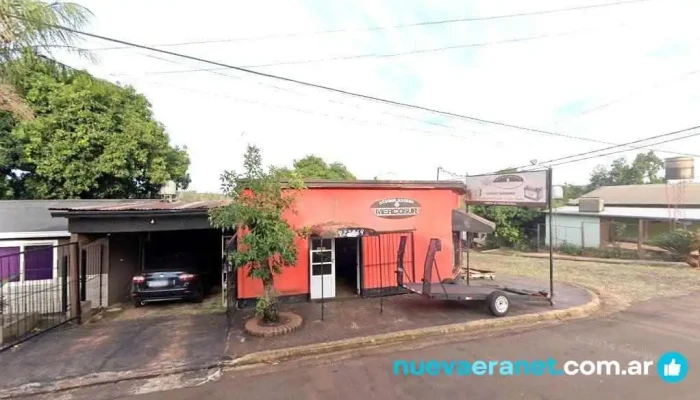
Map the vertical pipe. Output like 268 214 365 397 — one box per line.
466 232 470 286
637 218 643 257
379 235 383 314
69 238 81 323
547 168 555 306
99 244 104 308
581 222 586 249
436 167 441 180
321 244 325 321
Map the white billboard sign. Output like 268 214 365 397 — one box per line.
465 170 549 207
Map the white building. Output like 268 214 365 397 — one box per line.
546 183 700 248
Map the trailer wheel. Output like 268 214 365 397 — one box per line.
441 278 456 284
487 291 509 317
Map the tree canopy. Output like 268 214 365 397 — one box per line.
0 52 190 199
209 145 307 322
279 155 355 180
0 0 92 117
588 151 664 190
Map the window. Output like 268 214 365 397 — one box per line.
25 246 54 281
312 264 332 276
0 247 20 282
0 242 56 282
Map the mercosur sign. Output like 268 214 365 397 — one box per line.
371 198 421 219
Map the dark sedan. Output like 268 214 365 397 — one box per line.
131 269 205 306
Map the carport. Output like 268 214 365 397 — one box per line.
50 200 231 311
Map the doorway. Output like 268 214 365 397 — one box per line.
310 238 335 299
334 237 360 298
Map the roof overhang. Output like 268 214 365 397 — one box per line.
0 230 70 240
452 209 496 233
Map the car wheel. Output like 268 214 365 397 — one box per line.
192 293 204 303
486 291 509 317
133 299 143 308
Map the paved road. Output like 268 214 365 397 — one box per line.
46 293 700 400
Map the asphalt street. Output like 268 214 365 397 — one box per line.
41 293 700 400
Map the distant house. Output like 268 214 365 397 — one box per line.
545 183 700 248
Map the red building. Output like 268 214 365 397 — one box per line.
49 180 491 310
236 180 470 303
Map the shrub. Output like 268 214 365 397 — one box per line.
558 242 583 256
649 229 695 260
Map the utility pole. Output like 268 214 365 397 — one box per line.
436 167 441 180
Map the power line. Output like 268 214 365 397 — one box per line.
116 74 497 143
13 14 697 158
86 0 655 51
547 128 700 167
125 52 500 141
113 24 625 74
517 125 700 170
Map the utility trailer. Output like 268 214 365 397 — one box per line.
398 238 550 317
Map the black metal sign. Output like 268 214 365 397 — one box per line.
371 198 421 219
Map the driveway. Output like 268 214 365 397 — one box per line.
0 311 229 390
121 292 700 400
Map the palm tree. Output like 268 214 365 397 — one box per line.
0 0 92 119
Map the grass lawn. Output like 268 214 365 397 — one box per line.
468 252 700 306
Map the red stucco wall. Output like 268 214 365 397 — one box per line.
237 187 462 299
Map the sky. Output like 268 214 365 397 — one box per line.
56 0 700 192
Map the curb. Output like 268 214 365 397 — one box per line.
0 287 601 399
227 286 601 368
495 251 687 267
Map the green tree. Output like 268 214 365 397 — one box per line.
279 155 355 180
209 145 307 323
0 0 92 116
3 52 190 199
588 151 664 189
471 205 542 247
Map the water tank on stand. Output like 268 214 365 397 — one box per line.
665 157 695 181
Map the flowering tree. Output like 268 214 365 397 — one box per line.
209 145 306 322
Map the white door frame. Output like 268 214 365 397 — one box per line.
309 238 335 299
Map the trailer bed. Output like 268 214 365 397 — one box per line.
402 282 549 301
403 282 498 300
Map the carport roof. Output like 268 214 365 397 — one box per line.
50 199 230 216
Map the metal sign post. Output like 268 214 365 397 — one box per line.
547 167 555 306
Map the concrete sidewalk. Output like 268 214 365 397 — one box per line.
226 275 591 358
0 313 229 392
0 275 594 398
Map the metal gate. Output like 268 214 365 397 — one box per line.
362 231 415 299
0 242 77 352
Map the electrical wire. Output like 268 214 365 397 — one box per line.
115 23 625 73
547 129 700 167
11 13 697 158
516 127 698 169
86 0 656 50
124 51 500 142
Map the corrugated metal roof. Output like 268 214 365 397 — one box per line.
0 200 145 233
293 180 467 193
582 183 700 206
551 205 700 221
49 199 230 212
